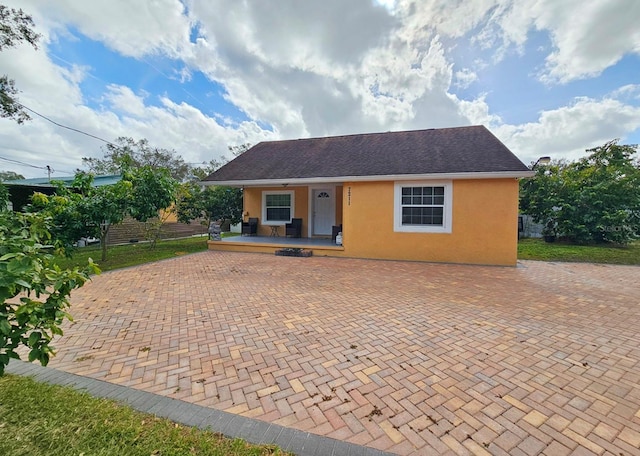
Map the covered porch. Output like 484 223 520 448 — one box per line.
208 182 346 257
238 184 343 239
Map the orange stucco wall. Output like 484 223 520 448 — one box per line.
159 205 177 223
240 179 519 265
335 186 343 226
341 178 520 266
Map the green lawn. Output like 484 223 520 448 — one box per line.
0 375 287 456
518 238 640 265
55 234 229 272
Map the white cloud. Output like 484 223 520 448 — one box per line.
495 97 640 162
0 6 274 177
451 93 502 126
454 68 478 89
17 0 194 59
610 84 640 101
374 0 397 11
104 85 147 117
396 0 500 40
540 0 640 83
1 0 639 180
481 0 640 83
183 0 400 137
172 66 192 84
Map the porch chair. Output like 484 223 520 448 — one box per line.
241 217 258 236
285 218 302 238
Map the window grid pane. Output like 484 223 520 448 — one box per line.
265 193 292 222
400 186 445 227
266 207 290 221
266 194 290 207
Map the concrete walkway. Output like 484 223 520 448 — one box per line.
10 252 640 455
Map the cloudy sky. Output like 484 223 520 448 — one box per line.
1 0 639 179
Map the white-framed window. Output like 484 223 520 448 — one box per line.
262 190 294 225
394 181 452 233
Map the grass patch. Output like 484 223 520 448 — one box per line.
55 234 239 272
0 374 289 456
518 238 640 265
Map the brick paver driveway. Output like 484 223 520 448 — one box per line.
43 252 640 455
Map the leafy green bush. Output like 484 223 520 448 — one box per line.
0 202 99 375
520 140 640 244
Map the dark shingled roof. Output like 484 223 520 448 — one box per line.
204 125 529 183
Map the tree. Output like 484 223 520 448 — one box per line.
190 158 226 181
0 179 8 206
82 137 191 181
189 143 251 181
176 184 242 232
0 5 96 372
31 167 177 261
520 140 640 244
0 183 98 376
126 166 178 247
228 143 252 157
29 187 88 250
76 176 132 262
0 170 24 181
84 138 251 182
176 143 248 230
0 5 40 123
27 173 128 262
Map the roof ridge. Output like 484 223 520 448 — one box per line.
259 125 486 146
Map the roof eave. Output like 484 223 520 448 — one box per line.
203 170 534 187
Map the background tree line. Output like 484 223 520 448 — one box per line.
520 140 640 245
4 139 247 259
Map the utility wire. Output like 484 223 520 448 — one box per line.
0 154 48 170
15 101 118 147
4 53 210 174
1 152 81 177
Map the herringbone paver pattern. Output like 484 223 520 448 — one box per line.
36 253 640 455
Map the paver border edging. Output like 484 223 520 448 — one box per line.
5 360 394 456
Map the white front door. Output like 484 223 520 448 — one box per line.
313 189 334 235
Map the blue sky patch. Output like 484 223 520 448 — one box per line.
49 28 250 122
448 28 640 137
